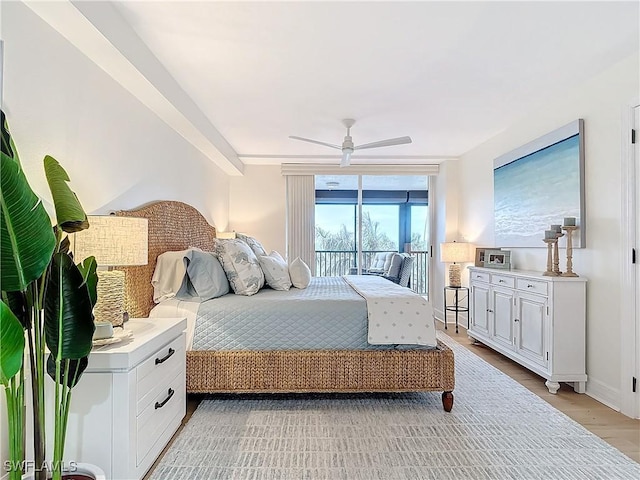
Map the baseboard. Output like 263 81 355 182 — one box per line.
586 377 621 412
434 308 445 322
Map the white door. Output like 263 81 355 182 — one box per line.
470 283 490 336
516 292 548 368
491 287 515 350
621 102 639 418
635 105 640 415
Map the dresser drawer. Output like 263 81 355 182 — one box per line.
491 274 515 288
470 271 490 283
137 335 185 414
136 370 186 466
516 278 548 295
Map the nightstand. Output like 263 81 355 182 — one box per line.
62 317 187 480
444 286 469 334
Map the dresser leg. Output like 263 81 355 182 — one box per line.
573 381 586 394
545 380 560 394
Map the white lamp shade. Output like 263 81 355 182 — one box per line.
216 231 236 239
72 216 148 266
440 242 472 263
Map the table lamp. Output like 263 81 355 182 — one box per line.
72 215 148 326
440 241 472 288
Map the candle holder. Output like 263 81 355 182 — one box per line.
553 232 564 275
561 225 579 277
542 238 558 276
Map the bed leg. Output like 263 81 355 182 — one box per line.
442 391 454 412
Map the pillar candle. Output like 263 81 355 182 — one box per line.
563 217 576 226
545 230 556 239
551 224 562 233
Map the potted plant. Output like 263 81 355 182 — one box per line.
0 110 104 480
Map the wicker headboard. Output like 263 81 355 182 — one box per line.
114 201 217 318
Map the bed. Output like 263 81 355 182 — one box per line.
114 200 455 411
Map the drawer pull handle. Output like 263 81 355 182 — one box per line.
527 284 534 288
498 279 505 283
155 348 175 365
514 318 520 322
155 388 175 410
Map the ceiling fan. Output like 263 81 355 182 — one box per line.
289 119 412 167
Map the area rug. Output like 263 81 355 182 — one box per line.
149 333 640 479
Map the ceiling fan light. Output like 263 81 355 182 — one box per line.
343 147 354 154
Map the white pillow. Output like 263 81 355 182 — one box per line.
214 239 265 296
258 251 292 291
151 249 192 303
289 257 311 289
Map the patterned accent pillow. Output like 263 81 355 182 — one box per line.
214 239 265 295
257 251 292 291
236 233 267 257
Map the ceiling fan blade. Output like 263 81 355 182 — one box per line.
289 136 341 150
340 150 352 167
354 136 412 150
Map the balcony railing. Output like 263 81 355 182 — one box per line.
315 250 429 296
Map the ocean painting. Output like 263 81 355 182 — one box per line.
494 122 584 248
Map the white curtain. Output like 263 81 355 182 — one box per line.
285 175 316 274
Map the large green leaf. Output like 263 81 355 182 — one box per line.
44 155 88 234
46 355 88 388
2 291 29 329
77 256 98 308
44 253 94 362
1 111 18 162
1 152 56 293
0 300 25 385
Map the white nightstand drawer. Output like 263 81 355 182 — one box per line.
136 370 186 466
491 274 515 288
517 278 548 295
471 271 490 283
137 335 185 410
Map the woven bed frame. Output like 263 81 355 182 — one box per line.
115 201 455 411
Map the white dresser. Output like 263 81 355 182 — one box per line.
468 267 587 394
62 317 187 480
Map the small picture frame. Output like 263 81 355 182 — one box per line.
474 248 488 267
483 249 511 270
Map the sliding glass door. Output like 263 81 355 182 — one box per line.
315 175 431 297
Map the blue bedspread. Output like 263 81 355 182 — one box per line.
191 276 393 351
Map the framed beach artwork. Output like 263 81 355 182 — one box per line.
493 119 585 248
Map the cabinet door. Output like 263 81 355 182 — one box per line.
491 286 515 350
515 292 548 368
470 283 490 336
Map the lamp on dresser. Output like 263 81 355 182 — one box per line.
72 215 148 326
440 241 473 288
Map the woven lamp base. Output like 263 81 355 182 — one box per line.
94 270 125 327
448 264 461 288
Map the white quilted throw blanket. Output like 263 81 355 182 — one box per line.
343 275 437 346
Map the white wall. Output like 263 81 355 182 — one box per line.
431 160 465 319
1 2 230 227
229 165 286 255
0 2 231 470
458 53 640 409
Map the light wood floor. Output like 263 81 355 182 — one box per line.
146 321 640 478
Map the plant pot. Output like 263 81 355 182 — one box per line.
22 463 106 480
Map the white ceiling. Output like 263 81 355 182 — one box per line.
27 1 640 173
